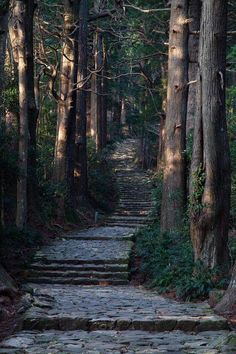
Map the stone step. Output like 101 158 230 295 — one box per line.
118 200 152 204
119 193 152 197
119 199 152 203
113 211 149 217
117 206 152 210
116 206 151 210
119 195 152 199
117 175 150 178
26 277 129 286
119 191 151 194
119 191 151 195
27 270 129 280
33 258 130 266
105 222 146 228
21 285 229 333
60 234 133 241
106 216 153 224
29 263 129 272
1 330 233 353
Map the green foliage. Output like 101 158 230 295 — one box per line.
188 163 206 217
0 124 18 178
36 100 59 221
176 262 216 301
229 236 236 263
227 85 236 226
150 172 163 218
0 226 42 268
135 223 223 300
87 140 118 212
0 226 42 247
185 131 193 167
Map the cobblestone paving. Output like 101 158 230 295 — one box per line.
1 330 235 353
0 139 235 353
34 239 133 263
22 285 228 332
62 227 135 240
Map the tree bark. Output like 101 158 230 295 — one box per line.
113 81 122 138
26 0 39 211
15 0 28 229
160 0 189 232
101 49 107 148
0 0 9 122
90 31 98 140
189 0 231 269
215 263 236 314
75 0 88 199
53 0 78 216
186 0 201 135
95 29 104 151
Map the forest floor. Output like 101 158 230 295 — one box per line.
0 139 235 353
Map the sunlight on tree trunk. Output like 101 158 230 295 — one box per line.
186 0 201 135
160 0 189 232
53 0 77 217
0 0 9 123
15 0 28 229
189 0 230 269
75 0 88 199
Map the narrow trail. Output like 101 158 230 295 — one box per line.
0 139 234 353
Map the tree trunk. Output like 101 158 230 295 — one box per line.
0 0 9 122
189 0 230 269
53 0 77 217
0 1 9 227
26 0 39 212
101 50 107 148
157 113 166 170
160 0 189 232
113 84 122 138
215 263 236 314
186 0 201 135
75 0 88 199
90 66 97 139
95 30 104 151
15 0 28 229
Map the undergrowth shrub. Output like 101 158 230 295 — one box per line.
135 223 227 301
150 172 162 219
0 226 42 268
227 86 236 226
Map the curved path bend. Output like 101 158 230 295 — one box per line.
0 139 235 353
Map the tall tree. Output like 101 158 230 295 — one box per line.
93 28 104 151
14 0 28 229
75 0 88 199
189 0 231 269
186 0 201 134
0 0 9 122
160 0 189 232
53 0 78 216
90 0 107 151
26 0 39 210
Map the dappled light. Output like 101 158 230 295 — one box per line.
0 0 235 351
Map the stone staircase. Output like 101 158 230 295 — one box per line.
22 139 153 287
23 226 134 286
106 139 154 228
0 138 235 353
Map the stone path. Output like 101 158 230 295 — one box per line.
1 330 235 354
0 139 235 353
106 139 154 228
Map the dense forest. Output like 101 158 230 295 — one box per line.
0 0 236 335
